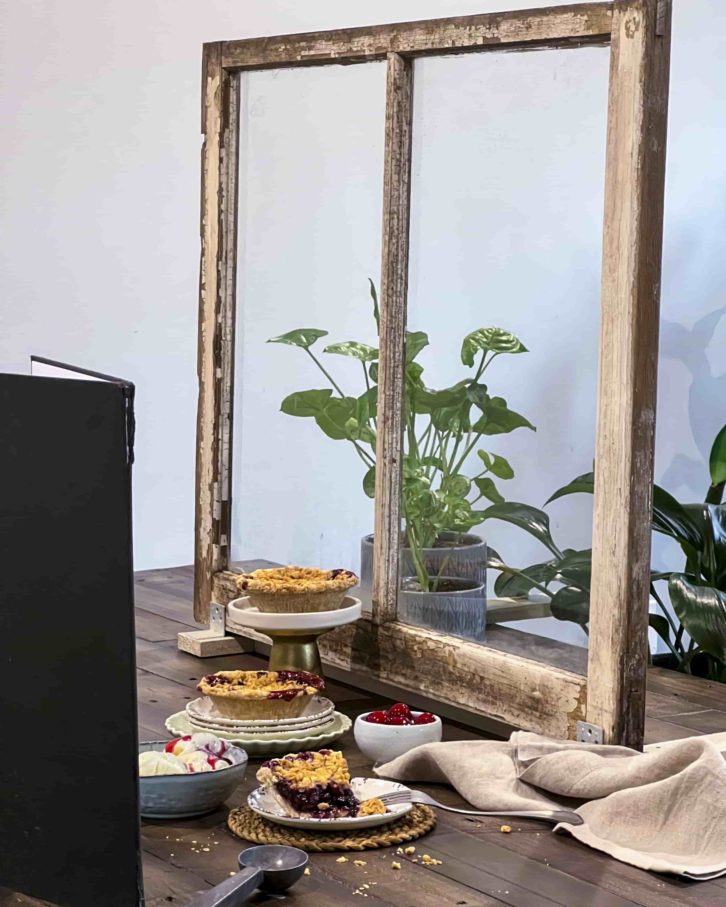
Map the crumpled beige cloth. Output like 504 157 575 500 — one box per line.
375 731 726 879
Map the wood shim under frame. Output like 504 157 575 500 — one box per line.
194 1 672 748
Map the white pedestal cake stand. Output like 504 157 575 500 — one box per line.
225 595 362 677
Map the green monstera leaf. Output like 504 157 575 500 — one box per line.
314 397 358 440
461 328 527 366
406 331 429 362
669 573 726 662
280 388 333 417
268 328 328 349
324 341 378 362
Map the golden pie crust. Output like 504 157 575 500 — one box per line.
197 670 324 720
235 566 358 614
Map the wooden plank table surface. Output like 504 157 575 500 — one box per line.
4 565 725 907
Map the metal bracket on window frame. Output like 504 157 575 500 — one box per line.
576 721 604 744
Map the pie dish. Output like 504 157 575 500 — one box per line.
196 670 325 720
234 566 359 613
256 749 386 820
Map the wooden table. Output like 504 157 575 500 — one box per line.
4 566 726 907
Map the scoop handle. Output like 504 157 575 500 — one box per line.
188 866 263 907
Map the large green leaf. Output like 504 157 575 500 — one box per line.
314 397 358 440
465 383 489 412
280 388 333 417
493 559 556 598
550 586 590 626
474 477 504 504
553 548 592 592
669 573 726 662
472 397 535 435
406 331 429 362
478 450 514 479
709 424 726 487
268 328 328 349
461 328 527 366
413 381 468 415
546 472 594 505
479 502 560 556
324 341 378 362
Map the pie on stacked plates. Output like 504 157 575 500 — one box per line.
256 749 386 819
197 670 324 720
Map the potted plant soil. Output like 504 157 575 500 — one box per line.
269 281 534 641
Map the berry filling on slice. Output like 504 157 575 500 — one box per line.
257 749 362 819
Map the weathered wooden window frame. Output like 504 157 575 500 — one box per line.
193 0 672 748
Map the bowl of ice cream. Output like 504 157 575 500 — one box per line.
138 734 248 819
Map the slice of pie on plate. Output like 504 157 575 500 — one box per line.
256 749 385 819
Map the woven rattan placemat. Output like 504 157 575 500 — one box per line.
227 804 437 852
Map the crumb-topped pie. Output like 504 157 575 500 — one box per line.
235 566 358 613
197 670 324 720
256 749 386 819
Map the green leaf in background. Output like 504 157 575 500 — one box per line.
550 586 590 626
324 341 378 362
709 424 726 487
369 279 380 331
474 477 504 504
480 501 561 557
553 548 592 592
473 397 535 435
369 362 378 383
546 472 594 505
280 388 333 417
314 397 358 440
465 383 490 413
649 613 673 650
461 328 528 366
268 328 328 349
406 331 430 362
493 559 556 598
443 475 471 499
669 573 726 662
478 450 514 480
363 465 376 499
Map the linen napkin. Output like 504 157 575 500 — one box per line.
375 731 726 879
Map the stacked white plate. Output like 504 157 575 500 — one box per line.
165 695 352 757
186 695 336 737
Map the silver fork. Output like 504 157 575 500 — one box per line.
379 789 583 826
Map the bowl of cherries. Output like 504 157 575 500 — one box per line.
354 702 442 764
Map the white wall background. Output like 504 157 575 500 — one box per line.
2 1 725 591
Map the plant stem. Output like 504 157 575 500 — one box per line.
305 348 346 397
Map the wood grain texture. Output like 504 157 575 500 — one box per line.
373 53 413 624
220 3 614 70
194 45 239 623
588 0 672 748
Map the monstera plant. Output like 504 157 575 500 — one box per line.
269 280 534 592
483 424 726 682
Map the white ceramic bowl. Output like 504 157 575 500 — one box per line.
138 741 248 819
354 711 442 764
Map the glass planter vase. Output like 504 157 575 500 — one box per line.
359 532 487 641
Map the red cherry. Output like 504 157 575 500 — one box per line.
365 711 389 724
386 703 413 720
164 738 181 753
414 712 437 724
386 716 414 725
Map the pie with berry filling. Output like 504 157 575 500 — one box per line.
256 750 386 819
235 566 358 613
197 670 324 720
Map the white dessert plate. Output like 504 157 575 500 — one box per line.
186 695 335 730
227 595 362 631
186 712 338 741
165 710 352 757
248 778 412 830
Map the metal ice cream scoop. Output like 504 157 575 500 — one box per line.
188 845 309 906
